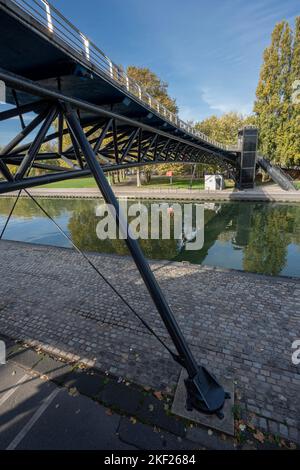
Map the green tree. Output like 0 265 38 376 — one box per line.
254 22 287 162
155 163 189 176
254 19 300 166
288 17 300 166
127 66 178 185
275 22 293 165
195 112 256 147
126 66 178 114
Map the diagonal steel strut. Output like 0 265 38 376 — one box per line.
64 104 229 418
0 69 235 416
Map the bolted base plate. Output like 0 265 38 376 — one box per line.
171 369 235 436
184 366 229 418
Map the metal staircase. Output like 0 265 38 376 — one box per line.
257 156 297 191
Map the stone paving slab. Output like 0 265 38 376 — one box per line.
9 348 42 370
118 418 198 451
4 342 298 450
0 350 206 450
0 240 299 443
0 366 57 449
171 370 235 436
15 389 129 451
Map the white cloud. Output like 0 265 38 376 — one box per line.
179 106 198 123
201 87 253 116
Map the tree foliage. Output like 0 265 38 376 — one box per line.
254 18 300 166
126 66 178 114
155 164 189 176
195 112 256 147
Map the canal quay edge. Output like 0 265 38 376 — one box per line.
1 187 300 203
0 239 299 449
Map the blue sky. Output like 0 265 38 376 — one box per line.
52 0 299 122
0 0 299 146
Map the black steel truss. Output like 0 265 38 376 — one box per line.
0 69 232 417
0 69 238 194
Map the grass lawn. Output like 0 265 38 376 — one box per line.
294 181 300 190
142 177 235 190
41 177 97 189
41 176 206 190
40 176 236 190
142 177 205 190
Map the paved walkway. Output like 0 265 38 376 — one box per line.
1 184 300 202
2 339 293 450
0 240 299 443
0 353 199 450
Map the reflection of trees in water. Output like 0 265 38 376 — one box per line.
68 201 300 274
68 202 179 260
0 197 81 219
1 197 300 276
177 203 237 264
242 205 296 276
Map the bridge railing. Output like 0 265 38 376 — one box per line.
9 0 232 151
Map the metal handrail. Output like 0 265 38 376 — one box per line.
9 0 231 151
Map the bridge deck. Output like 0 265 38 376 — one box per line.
0 0 236 158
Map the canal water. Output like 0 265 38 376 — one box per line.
0 197 299 278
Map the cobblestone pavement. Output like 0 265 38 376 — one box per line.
0 240 299 442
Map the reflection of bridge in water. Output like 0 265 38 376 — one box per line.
1 198 295 278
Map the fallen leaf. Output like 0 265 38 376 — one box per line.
106 409 113 416
247 423 256 431
280 439 289 448
68 387 79 397
253 431 265 443
153 391 163 401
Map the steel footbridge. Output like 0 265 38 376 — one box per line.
0 0 243 194
0 0 288 418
